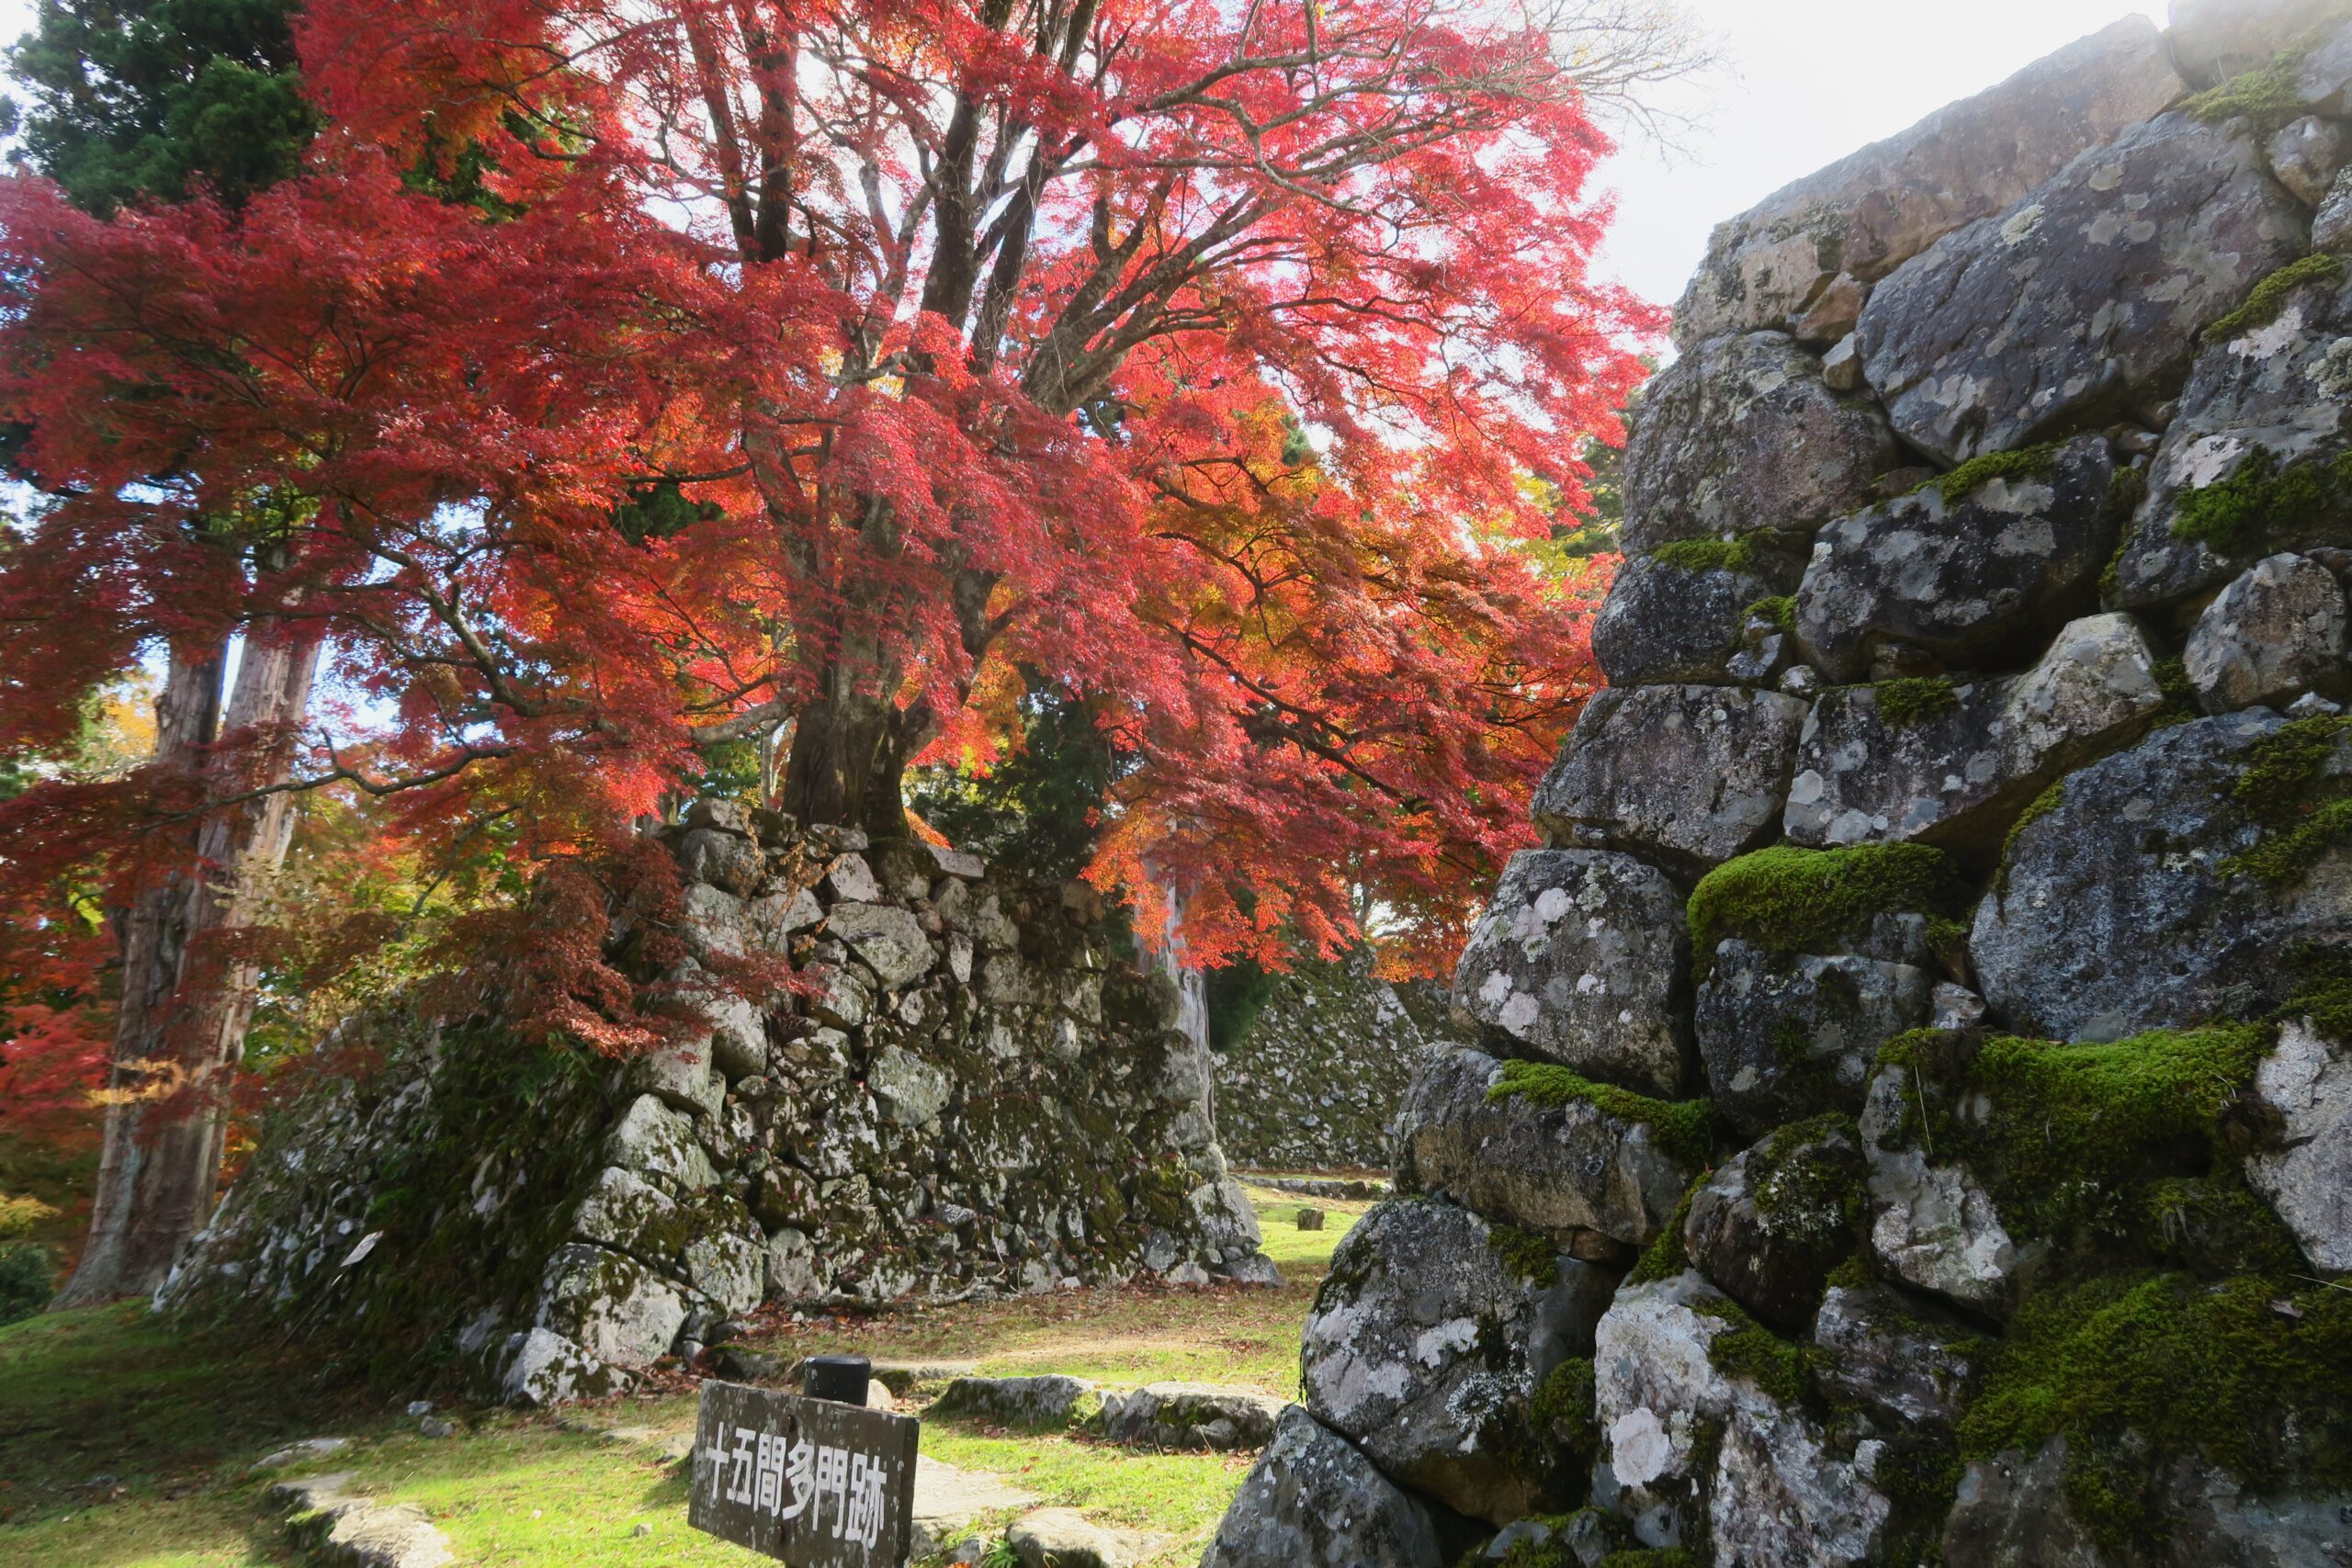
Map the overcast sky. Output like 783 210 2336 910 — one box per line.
1591 2 2169 309
0 0 2168 313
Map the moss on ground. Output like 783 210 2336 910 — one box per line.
1650 535 1759 576
1918 442 2063 506
2200 254 2346 346
1487 1060 1716 1168
2221 714 2352 888
1872 675 1962 728
1961 1271 2352 1554
1687 842 1966 978
2170 444 2352 558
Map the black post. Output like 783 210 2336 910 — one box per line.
802 1353 871 1406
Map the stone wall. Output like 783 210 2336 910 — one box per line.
160 805 1272 1406
1213 956 1462 1171
1206 8 2352 1565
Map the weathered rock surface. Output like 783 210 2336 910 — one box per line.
1695 942 1933 1139
2184 551 2349 713
1620 333 1899 552
2109 258 2352 607
1860 1070 2033 1313
2318 165 2352 250
1097 1383 1286 1451
1593 544 1806 687
932 1374 1097 1429
1673 17 2184 345
1005 1507 1138 1568
1395 1048 1695 1252
1793 436 2120 682
2269 114 2347 206
1449 850 1693 1099
1534 684 1812 879
1683 1120 1867 1331
1784 613 2166 850
1858 113 2308 465
2245 1017 2352 1270
1592 1272 1891 1564
272 1472 457 1568
1303 1198 1614 1522
1940 1438 2109 1568
1810 1282 1984 1429
1973 710 2352 1040
1196 1406 1444 1568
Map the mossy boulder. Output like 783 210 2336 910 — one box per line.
1682 1118 1867 1332
1694 942 1933 1139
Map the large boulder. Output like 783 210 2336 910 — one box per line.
533 1244 688 1367
1683 1118 1867 1331
1301 1198 1616 1522
2184 551 2350 714
1782 614 2167 851
1593 542 1805 688
1620 333 1899 552
2108 257 2352 608
1792 436 2120 682
1591 1271 1892 1564
1395 1047 1698 1254
1857 113 2309 466
1449 850 1693 1099
1695 941 1934 1140
1534 684 1812 880
1097 1383 1286 1450
1196 1406 1445 1568
1973 710 2352 1041
2245 1017 2352 1270
1673 17 2184 346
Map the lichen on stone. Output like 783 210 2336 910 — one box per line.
1686 842 1964 978
1486 1059 1715 1168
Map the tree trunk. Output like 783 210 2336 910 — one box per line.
54 615 322 1307
778 691 917 837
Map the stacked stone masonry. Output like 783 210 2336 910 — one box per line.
161 807 1272 1407
1208 6 2352 1564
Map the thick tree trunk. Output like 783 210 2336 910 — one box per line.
777 692 917 836
54 615 323 1307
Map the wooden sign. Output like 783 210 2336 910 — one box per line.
687 1379 921 1565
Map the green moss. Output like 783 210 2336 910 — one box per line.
1745 594 1795 633
1687 842 1966 978
2200 254 2346 346
1629 1177 1703 1286
2282 941 2352 1041
2148 656 2199 730
1918 442 2064 505
1872 675 1962 728
1700 1307 1812 1407
2139 1177 2306 1278
2221 715 2352 888
1996 777 2068 894
1488 1061 1715 1168
1531 1357 1599 1457
1650 535 1758 576
2182 23 2342 132
1491 1222 1564 1287
2170 445 2352 558
1597 1551 1702 1568
1745 1113 1865 1241
1961 1272 2352 1553
1875 1024 2275 1247
2095 463 2153 604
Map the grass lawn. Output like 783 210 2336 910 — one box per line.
0 1181 1368 1567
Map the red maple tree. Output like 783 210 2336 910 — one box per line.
0 0 1652 1296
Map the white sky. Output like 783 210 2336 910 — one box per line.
1590 2 2169 310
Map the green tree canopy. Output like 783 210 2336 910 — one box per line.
5 0 312 214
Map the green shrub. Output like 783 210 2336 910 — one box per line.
0 1242 53 1326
